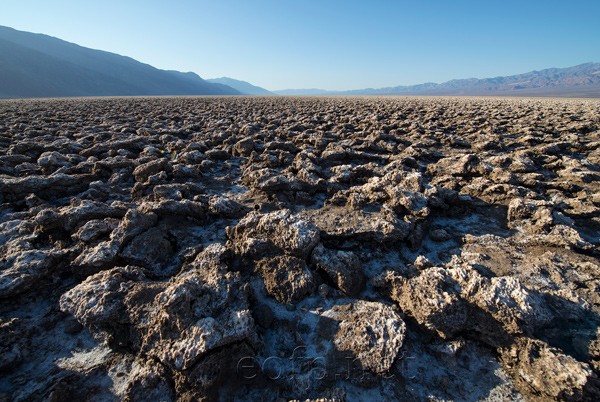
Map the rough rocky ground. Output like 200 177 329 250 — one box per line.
0 96 599 402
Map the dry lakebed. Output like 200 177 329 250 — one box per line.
1 96 600 401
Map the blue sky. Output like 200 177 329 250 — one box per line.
1 0 598 91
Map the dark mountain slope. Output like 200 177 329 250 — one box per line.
0 25 240 98
0 38 146 98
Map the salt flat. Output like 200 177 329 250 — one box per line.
1 96 599 401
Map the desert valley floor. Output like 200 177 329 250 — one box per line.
1 96 599 401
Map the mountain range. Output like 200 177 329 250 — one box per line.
0 25 239 98
274 63 600 97
1 25 599 98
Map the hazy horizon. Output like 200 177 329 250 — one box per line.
1 0 598 92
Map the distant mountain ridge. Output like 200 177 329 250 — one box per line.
2 25 598 99
274 63 600 97
0 25 240 98
206 77 274 95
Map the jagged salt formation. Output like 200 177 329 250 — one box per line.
0 96 599 402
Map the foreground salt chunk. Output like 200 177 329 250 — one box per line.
310 243 365 297
258 255 315 304
227 209 320 259
60 244 256 391
500 337 595 401
320 300 406 373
